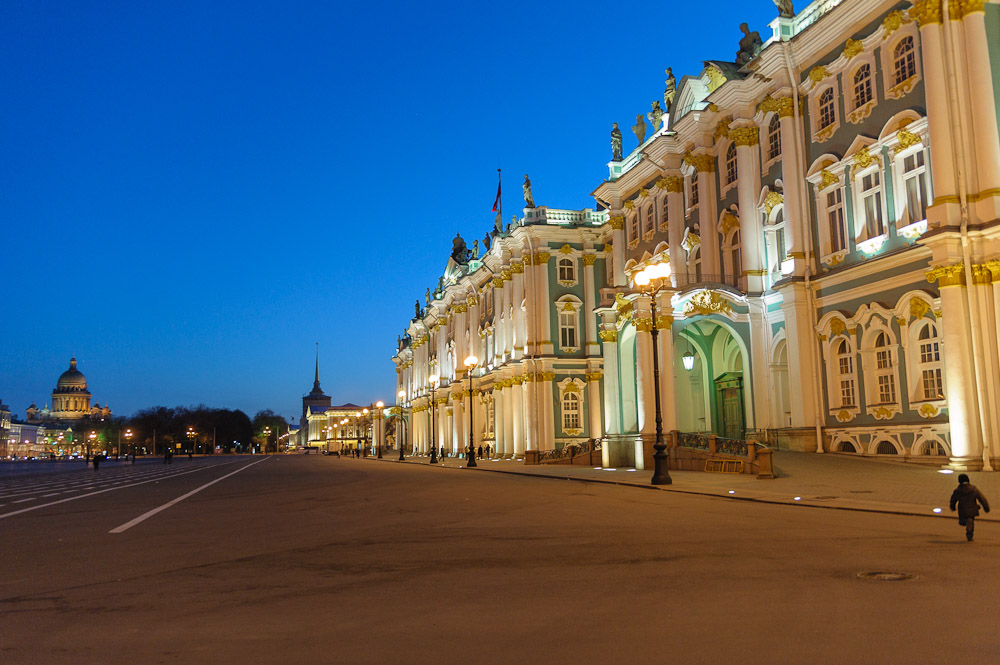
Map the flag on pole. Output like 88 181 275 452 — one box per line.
492 169 502 212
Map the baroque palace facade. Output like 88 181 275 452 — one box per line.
392 0 1000 470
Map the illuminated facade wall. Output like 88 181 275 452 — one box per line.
393 208 609 457
594 0 999 469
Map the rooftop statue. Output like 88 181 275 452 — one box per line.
426 287 431 304
736 23 763 66
773 0 794 18
483 232 492 251
451 232 469 263
414 300 421 318
611 122 623 160
648 101 664 133
523 174 535 208
664 67 676 108
632 113 647 145
494 208 503 233
472 239 480 259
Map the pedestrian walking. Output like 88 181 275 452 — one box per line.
950 473 990 541
92 453 102 471
477 445 483 459
165 449 173 464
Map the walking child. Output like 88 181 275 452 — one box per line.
949 473 990 541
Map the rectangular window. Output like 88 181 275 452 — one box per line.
877 374 896 403
776 227 787 261
839 379 856 407
690 179 699 208
861 171 884 237
921 369 943 400
903 152 927 223
826 189 846 252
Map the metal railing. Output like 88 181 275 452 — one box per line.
537 438 602 463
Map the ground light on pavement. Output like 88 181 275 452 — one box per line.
2 455 998 665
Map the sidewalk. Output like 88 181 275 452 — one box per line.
362 451 999 521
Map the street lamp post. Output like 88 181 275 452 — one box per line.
464 355 478 468
428 374 439 464
397 389 407 461
632 262 673 485
187 426 197 456
125 428 134 462
375 401 384 458
88 431 96 463
263 426 271 455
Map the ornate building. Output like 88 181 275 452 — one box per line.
388 0 999 471
393 206 609 458
26 357 111 424
593 0 999 469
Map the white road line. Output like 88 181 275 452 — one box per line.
13 498 37 503
42 493 60 497
0 461 239 520
109 458 270 534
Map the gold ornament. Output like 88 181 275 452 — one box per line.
683 290 733 317
843 38 864 59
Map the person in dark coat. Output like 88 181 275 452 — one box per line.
92 453 102 471
949 473 990 541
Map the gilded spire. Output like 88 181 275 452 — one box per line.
313 342 321 391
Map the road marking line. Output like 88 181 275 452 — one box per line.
14 498 37 503
109 458 269 534
42 493 60 497
0 461 239 520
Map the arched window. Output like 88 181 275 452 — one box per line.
818 88 835 129
725 143 737 185
837 440 857 453
645 205 655 235
916 322 944 400
875 440 898 455
767 115 781 160
893 37 916 86
874 332 896 404
661 196 669 230
689 177 699 208
558 258 576 282
835 338 856 407
629 214 639 243
853 64 873 108
562 392 581 430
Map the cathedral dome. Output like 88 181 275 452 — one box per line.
56 357 88 390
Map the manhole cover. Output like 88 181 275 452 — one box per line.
857 571 917 581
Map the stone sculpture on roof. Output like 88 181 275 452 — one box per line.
483 232 492 251
523 174 535 208
773 0 794 18
664 67 676 108
451 232 469 263
736 23 763 66
611 122 623 160
632 113 647 145
472 239 479 259
648 101 664 133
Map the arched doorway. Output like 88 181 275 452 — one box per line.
675 318 752 438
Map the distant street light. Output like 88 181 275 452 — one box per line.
428 374 440 464
464 355 478 468
397 389 407 461
125 428 134 462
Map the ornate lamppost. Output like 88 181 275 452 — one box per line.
428 374 439 464
463 355 478 467
125 428 134 461
88 430 96 463
632 262 673 486
375 401 385 458
187 426 197 456
397 389 407 461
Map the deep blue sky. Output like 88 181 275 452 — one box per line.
1 0 779 421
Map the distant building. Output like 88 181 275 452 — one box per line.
0 400 11 457
25 357 112 424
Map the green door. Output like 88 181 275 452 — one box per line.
714 372 745 440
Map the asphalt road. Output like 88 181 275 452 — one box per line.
2 455 997 665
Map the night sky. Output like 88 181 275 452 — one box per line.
1 0 780 420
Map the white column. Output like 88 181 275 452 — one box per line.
493 278 505 363
747 299 772 431
694 160 720 276
777 283 818 438
961 8 1000 217
928 267 984 468
600 326 622 437
609 215 627 287
512 261 526 360
666 177 685 285
732 124 765 292
503 377 515 455
777 113 805 275
634 297 655 437
495 383 507 455
539 372 555 451
587 370 603 441
534 251 554 355
654 293 677 432
583 254 600 357
523 373 537 452
917 17 957 227
512 378 525 455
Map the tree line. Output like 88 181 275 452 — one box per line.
77 406 294 455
